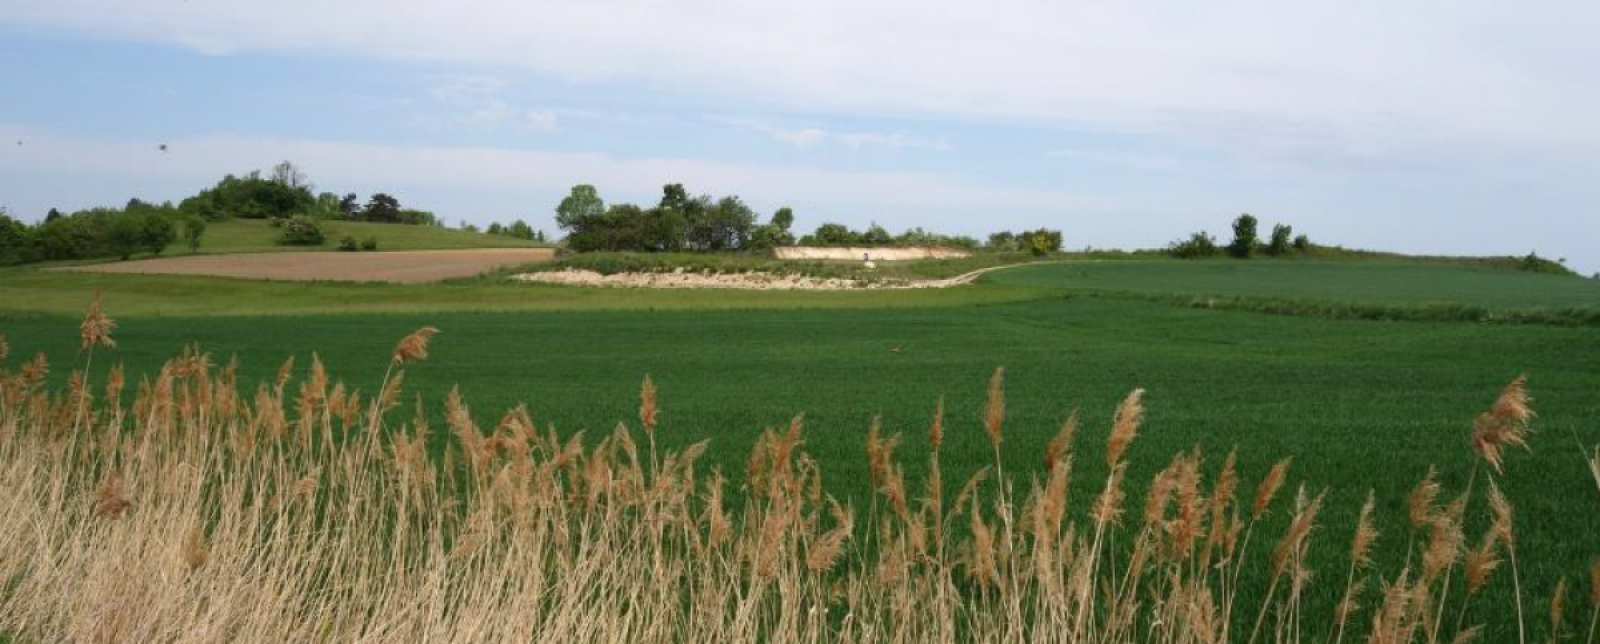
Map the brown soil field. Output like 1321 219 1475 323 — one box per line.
59 248 557 283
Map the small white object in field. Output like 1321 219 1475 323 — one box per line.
863 260 877 270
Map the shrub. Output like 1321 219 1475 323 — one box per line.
338 235 359 252
278 215 325 246
1167 232 1219 259
1227 213 1258 258
1292 234 1311 251
361 236 379 251
183 216 206 252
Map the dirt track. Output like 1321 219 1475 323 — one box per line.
60 248 557 283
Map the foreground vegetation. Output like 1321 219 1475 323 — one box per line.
1 311 1596 642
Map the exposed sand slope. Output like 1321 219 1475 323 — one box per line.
513 262 1032 290
59 248 556 283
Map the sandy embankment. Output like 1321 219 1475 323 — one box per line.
512 264 1015 290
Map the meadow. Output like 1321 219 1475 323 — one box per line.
2 257 1599 641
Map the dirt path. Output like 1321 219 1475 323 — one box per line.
60 248 556 283
512 261 1048 290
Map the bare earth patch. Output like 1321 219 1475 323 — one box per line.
513 264 1018 290
60 248 556 283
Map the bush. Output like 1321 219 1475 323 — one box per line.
1167 232 1220 259
183 216 206 252
338 235 360 252
278 216 325 246
361 236 379 251
1292 234 1310 251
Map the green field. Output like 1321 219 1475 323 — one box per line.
3 257 1599 640
991 260 1600 308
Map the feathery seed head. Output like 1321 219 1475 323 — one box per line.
984 367 1005 448
639 374 658 432
79 292 116 351
1252 457 1292 520
391 326 440 365
1471 375 1534 473
1106 388 1145 467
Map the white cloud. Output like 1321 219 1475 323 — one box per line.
424 74 560 132
733 120 951 151
5 0 1598 161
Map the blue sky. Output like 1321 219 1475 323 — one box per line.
1 0 1597 273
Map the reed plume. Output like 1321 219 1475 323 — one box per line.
391 326 440 365
1472 375 1534 473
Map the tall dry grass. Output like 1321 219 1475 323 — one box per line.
0 309 1594 643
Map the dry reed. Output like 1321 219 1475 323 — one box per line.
0 312 1591 644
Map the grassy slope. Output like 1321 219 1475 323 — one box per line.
988 259 1600 308
0 269 1045 316
176 219 544 255
4 298 1597 641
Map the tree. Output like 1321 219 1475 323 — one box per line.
771 207 794 232
339 193 361 219
1266 223 1292 256
1228 213 1258 258
689 196 755 251
104 212 145 260
363 193 402 223
861 223 893 246
1019 228 1063 256
45 208 62 222
183 216 206 252
487 222 505 235
507 220 536 240
556 185 606 229
1292 234 1310 252
987 231 1018 252
138 212 177 255
805 223 858 246
0 209 32 263
270 160 311 191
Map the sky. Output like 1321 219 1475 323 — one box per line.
1 0 1597 274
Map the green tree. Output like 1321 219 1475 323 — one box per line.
1292 234 1311 252
771 207 794 232
363 194 402 223
507 220 536 240
183 216 207 252
987 231 1018 252
1266 223 1293 256
1228 213 1258 258
104 212 144 260
804 223 858 246
139 212 176 255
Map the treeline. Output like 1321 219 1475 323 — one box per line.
0 161 458 264
181 162 438 226
554 183 1062 255
1167 214 1311 259
0 201 205 264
